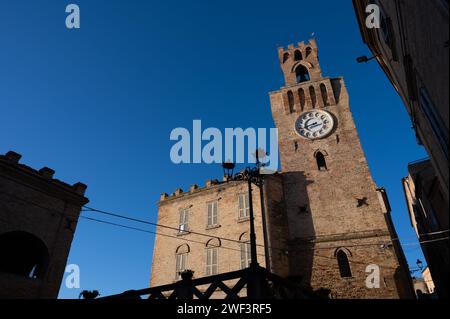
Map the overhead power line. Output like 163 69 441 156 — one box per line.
82 205 449 253
0 189 446 255
79 215 265 257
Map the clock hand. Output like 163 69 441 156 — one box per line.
306 122 320 129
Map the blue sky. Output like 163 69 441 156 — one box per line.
0 0 427 298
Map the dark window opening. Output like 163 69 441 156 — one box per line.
309 86 317 108
287 91 295 113
419 87 449 159
337 250 352 278
380 14 398 61
298 88 306 111
320 84 329 106
282 53 290 64
316 151 327 171
0 231 49 279
294 50 303 61
305 47 312 58
296 65 310 83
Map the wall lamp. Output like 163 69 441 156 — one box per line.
356 55 378 63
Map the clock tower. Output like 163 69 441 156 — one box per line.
268 40 413 298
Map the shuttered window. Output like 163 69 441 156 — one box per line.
207 201 218 227
175 253 187 280
205 247 218 276
240 242 251 269
179 209 189 233
238 194 250 219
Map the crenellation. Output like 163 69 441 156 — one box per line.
4 151 22 164
39 167 55 180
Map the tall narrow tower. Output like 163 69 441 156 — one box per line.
268 40 413 298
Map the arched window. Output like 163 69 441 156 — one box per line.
320 84 329 106
294 50 303 61
282 52 290 64
295 65 310 83
239 233 251 269
315 151 327 171
309 86 317 108
205 239 220 276
305 47 312 58
175 244 190 279
0 231 49 279
298 88 306 111
336 250 352 278
287 91 295 113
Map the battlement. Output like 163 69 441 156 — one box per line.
0 150 88 197
277 39 318 60
160 178 226 202
277 38 323 86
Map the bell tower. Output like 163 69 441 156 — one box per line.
268 40 414 298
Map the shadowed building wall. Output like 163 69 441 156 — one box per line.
0 151 88 299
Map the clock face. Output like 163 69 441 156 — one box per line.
295 110 335 140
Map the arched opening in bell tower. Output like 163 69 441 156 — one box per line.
295 65 310 83
0 231 49 279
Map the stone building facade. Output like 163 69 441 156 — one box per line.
150 40 414 298
353 0 449 209
402 159 449 299
150 179 268 298
268 39 412 298
151 180 264 279
0 151 88 299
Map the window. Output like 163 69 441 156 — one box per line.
309 86 317 108
240 242 251 269
0 231 49 279
379 10 398 61
305 47 312 58
294 50 303 61
315 151 327 171
207 201 218 227
337 250 352 278
419 87 449 160
176 253 188 280
239 233 251 269
298 88 306 111
238 193 250 219
175 244 190 280
282 52 290 64
320 83 329 106
178 208 189 233
404 54 418 101
296 65 310 83
287 91 295 113
206 247 218 276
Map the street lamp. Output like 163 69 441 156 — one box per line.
222 161 235 181
221 157 268 299
221 156 265 268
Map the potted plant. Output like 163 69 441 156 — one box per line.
179 269 195 280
